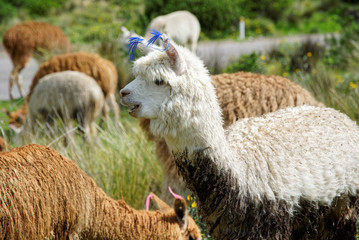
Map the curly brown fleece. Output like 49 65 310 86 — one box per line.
0 144 201 240
139 71 323 202
28 52 118 100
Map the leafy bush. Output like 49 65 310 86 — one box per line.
0 1 18 22
143 0 242 38
224 52 265 73
245 18 276 37
267 40 325 74
324 5 359 70
0 0 67 22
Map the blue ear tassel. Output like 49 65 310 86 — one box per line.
129 36 145 61
128 30 170 61
146 29 163 47
146 29 170 51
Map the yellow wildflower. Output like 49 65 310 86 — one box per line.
307 52 312 57
187 195 193 201
260 55 266 61
349 82 357 89
191 201 197 208
282 72 288 77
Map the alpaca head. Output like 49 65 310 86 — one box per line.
120 32 223 141
148 192 202 240
2 108 26 133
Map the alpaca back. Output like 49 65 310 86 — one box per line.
29 52 116 100
212 71 323 126
0 144 96 239
226 105 359 204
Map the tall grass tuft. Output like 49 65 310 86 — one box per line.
291 63 359 123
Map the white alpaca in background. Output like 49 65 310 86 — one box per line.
120 33 359 240
145 11 200 52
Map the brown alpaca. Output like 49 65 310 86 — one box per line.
5 52 120 127
2 21 71 99
139 71 323 202
0 144 201 240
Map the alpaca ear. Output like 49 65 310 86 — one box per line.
150 193 172 212
164 39 187 76
174 198 188 230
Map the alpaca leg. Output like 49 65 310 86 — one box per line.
108 93 120 120
9 63 25 99
99 102 110 127
9 69 18 100
90 122 97 137
15 74 25 98
64 120 75 146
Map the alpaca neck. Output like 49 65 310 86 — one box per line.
164 109 243 172
87 193 181 239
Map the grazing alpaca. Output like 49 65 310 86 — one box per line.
145 11 200 52
2 21 71 99
139 71 323 202
0 144 201 240
120 34 359 239
24 71 104 140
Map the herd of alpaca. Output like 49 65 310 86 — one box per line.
5 52 120 136
120 34 359 239
0 144 201 240
1 13 359 239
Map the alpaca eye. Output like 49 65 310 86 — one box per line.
17 115 23 124
154 79 164 86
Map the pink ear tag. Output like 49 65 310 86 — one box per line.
145 194 154 211
168 186 182 199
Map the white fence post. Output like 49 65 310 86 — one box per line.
239 17 245 40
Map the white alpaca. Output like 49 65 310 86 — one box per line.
145 11 200 52
120 34 359 240
24 71 104 140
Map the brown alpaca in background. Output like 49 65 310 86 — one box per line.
2 21 71 99
0 144 201 240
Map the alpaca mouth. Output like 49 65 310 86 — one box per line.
128 104 140 116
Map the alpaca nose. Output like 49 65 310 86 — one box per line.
120 89 130 98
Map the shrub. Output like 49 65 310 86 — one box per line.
224 52 265 73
